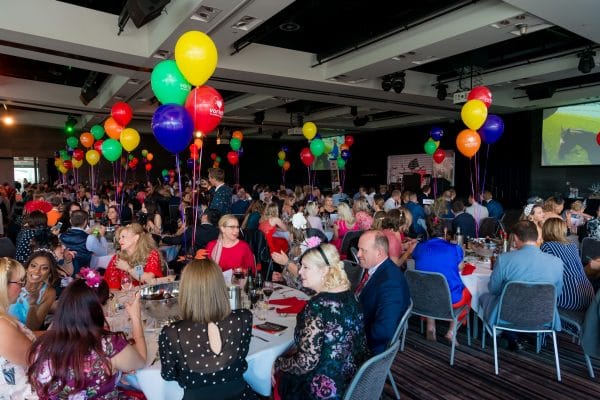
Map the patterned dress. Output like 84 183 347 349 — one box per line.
103 249 163 290
275 291 369 400
0 318 37 400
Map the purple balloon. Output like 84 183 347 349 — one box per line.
281 146 289 153
340 149 351 160
430 126 444 141
479 115 504 144
186 158 195 169
151 104 194 153
238 147 244 156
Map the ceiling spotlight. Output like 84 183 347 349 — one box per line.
392 72 406 93
353 116 369 127
381 75 393 92
350 106 358 117
64 116 77 135
1 104 14 126
578 50 596 74
516 23 528 35
254 111 265 125
435 82 448 101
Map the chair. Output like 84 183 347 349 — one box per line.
478 217 500 238
484 282 561 381
349 246 360 264
0 237 16 258
343 260 364 293
343 340 401 400
559 308 595 378
241 229 272 280
386 300 413 399
581 237 600 264
405 270 471 365
340 230 363 259
306 227 328 243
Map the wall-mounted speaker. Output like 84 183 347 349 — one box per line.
126 0 171 28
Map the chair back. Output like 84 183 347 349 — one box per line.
581 237 600 264
405 270 454 320
496 281 556 330
0 237 16 258
306 227 329 243
343 340 401 400
478 217 499 238
340 230 363 258
349 246 360 264
343 260 364 292
390 299 413 345
241 229 272 277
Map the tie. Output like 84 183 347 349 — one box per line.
354 271 369 296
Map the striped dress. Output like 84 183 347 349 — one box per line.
541 241 595 311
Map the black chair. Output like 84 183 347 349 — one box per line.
306 227 328 243
340 230 363 259
478 217 500 238
241 228 272 280
0 237 16 258
343 260 364 293
581 237 600 264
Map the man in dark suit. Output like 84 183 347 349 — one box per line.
451 199 477 238
202 168 232 215
356 230 411 354
482 190 504 220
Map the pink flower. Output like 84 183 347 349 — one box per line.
303 236 322 250
80 267 102 288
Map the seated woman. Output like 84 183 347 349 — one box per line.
586 204 600 241
259 203 289 255
241 200 265 230
381 209 417 267
352 197 373 230
103 223 164 290
565 200 592 236
141 199 163 235
521 204 545 245
305 201 324 233
541 218 595 311
318 194 337 219
0 257 37 399
159 259 257 400
28 279 146 398
9 250 58 331
411 221 471 343
542 196 565 221
330 202 359 251
274 244 369 399
206 214 254 272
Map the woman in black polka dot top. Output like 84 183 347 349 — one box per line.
159 259 257 399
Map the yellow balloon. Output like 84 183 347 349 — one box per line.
302 122 317 140
58 166 68 174
86 149 100 166
278 150 286 160
461 99 488 131
54 158 62 168
120 128 141 152
175 31 218 87
434 140 440 149
72 158 83 169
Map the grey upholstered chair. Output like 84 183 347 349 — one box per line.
559 308 595 378
387 300 413 399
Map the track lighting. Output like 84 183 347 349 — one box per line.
391 72 406 93
435 82 448 101
578 50 596 74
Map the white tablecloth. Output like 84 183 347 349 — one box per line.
135 284 306 399
460 256 492 314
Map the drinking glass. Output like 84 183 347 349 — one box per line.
262 281 274 306
121 275 133 291
254 300 268 321
166 268 176 281
232 267 246 287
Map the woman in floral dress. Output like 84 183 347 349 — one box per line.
274 244 369 400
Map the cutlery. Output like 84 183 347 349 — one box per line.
252 335 269 342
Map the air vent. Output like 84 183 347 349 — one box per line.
190 6 222 23
152 50 170 59
232 16 262 31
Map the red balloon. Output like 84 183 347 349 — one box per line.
467 86 492 108
184 86 224 134
72 149 84 161
145 163 153 171
344 135 354 147
596 132 600 146
169 169 176 177
93 140 104 153
300 147 315 167
227 151 239 165
128 160 136 169
433 148 446 164
63 160 73 169
189 144 198 153
111 101 133 126
210 153 217 160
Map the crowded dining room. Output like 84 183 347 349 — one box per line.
2 0 600 399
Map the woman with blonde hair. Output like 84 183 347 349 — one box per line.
274 244 368 399
331 202 358 251
103 223 163 289
259 203 289 255
541 218 594 311
353 197 373 230
159 259 257 399
565 200 592 235
543 196 565 220
305 201 324 233
0 257 37 399
206 214 254 272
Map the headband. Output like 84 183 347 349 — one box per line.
524 204 534 216
315 246 330 266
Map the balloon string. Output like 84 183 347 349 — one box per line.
175 153 186 255
191 151 197 253
473 154 479 238
481 144 490 199
120 154 129 214
192 147 203 254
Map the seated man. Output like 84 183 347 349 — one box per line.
451 200 477 239
479 220 563 348
60 210 108 275
356 230 411 354
404 191 427 237
483 190 504 220
465 194 489 226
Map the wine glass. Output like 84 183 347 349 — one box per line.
121 275 133 291
232 267 245 287
249 288 260 309
262 281 274 306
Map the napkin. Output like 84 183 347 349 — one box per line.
270 297 308 314
223 269 233 283
461 263 476 276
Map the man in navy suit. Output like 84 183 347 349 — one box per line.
356 230 411 354
202 168 232 215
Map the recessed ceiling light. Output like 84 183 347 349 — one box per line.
509 23 552 36
232 16 261 31
279 22 300 32
127 79 141 85
190 6 222 23
152 50 170 59
411 56 440 65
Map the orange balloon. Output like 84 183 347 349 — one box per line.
80 132 94 148
340 144 349 151
283 161 291 171
456 129 481 158
194 138 203 149
146 152 154 161
232 130 243 141
104 117 123 140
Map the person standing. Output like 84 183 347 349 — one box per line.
202 168 233 215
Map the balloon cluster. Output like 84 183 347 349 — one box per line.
140 149 154 172
277 146 291 172
227 130 243 166
210 153 222 168
151 31 223 155
456 86 504 158
161 168 176 183
424 126 446 164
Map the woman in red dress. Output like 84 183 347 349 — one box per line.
103 223 163 290
206 214 255 272
259 203 290 255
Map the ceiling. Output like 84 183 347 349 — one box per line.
0 0 599 142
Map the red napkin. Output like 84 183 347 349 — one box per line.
270 297 307 314
461 263 476 276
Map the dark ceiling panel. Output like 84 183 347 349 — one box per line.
279 100 339 114
57 0 127 15
235 0 472 62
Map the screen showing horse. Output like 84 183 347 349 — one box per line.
542 102 600 166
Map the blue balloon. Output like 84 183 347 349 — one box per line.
238 147 244 156
281 146 289 153
479 115 504 144
340 149 351 160
163 175 170 183
330 144 339 159
151 104 194 153
430 126 444 141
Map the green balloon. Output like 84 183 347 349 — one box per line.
277 158 285 167
337 157 346 170
151 60 192 106
424 138 437 155
91 125 105 140
101 139 123 162
230 138 241 151
310 138 325 157
66 136 78 148
162 169 169 177
216 156 222 163
128 154 134 160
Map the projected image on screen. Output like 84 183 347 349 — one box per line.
542 102 600 166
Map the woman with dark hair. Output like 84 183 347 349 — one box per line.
15 210 50 264
159 259 257 399
141 199 162 235
28 279 146 399
56 201 81 234
241 199 264 230
9 249 58 330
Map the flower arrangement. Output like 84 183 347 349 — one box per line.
80 267 102 288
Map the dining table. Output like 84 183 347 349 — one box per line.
128 283 307 399
460 252 493 338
